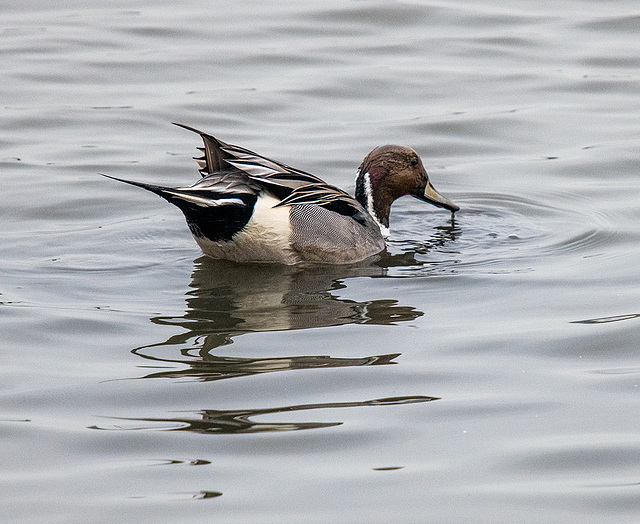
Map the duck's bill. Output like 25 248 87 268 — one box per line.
418 181 459 213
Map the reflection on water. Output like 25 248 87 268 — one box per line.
97 256 443 436
133 351 401 381
190 491 223 499
151 458 211 466
570 313 640 324
127 490 223 501
384 215 460 266
129 258 424 381
115 260 440 433
90 396 439 434
155 255 426 334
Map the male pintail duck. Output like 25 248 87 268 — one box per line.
104 124 459 264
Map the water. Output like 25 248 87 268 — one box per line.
2 1 639 522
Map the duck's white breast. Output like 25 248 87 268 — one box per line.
193 193 300 264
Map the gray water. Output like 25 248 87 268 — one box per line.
2 1 639 522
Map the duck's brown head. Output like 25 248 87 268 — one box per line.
355 145 459 232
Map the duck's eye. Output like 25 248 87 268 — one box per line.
410 158 419 166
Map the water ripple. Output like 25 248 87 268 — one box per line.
386 189 615 275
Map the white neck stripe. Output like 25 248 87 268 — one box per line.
363 172 388 238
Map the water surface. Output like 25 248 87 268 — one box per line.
1 1 640 522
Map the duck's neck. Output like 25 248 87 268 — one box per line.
355 169 390 237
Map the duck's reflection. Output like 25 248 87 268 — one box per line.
129 219 461 383
152 258 424 336
132 258 424 381
91 395 439 434
133 351 401 381
107 229 455 434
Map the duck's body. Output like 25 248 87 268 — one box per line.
104 124 458 265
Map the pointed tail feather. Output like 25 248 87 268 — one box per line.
100 173 173 199
100 173 245 209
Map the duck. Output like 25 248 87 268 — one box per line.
103 124 459 265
